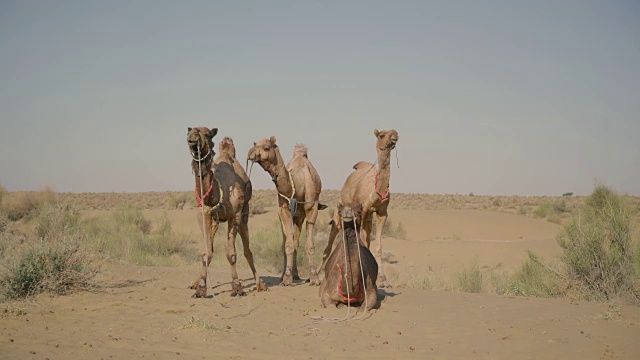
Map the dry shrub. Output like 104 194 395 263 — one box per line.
167 192 192 210
507 251 565 298
80 209 193 266
0 187 56 221
455 263 484 293
558 185 638 301
0 201 97 300
0 240 96 299
0 184 7 204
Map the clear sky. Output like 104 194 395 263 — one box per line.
1 1 639 195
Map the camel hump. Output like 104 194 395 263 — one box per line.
293 144 308 158
219 137 236 158
353 161 373 170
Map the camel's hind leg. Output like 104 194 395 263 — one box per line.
238 219 267 292
191 213 218 298
372 212 389 288
279 208 295 286
226 219 245 296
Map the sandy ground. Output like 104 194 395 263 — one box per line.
2 209 640 359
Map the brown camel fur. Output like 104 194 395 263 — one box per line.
319 204 378 311
187 127 267 298
247 137 327 286
318 129 398 288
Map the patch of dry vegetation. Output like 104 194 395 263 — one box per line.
394 186 640 304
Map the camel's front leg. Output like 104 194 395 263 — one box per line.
226 219 245 296
192 212 218 298
373 212 389 288
279 207 295 286
291 216 304 281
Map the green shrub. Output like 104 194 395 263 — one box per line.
80 209 192 266
456 263 484 293
0 240 96 299
533 203 551 219
508 251 564 298
557 185 637 301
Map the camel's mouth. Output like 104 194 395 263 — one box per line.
389 137 398 150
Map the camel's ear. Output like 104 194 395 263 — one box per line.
188 127 192 133
269 136 276 145
374 129 380 137
253 142 257 146
210 128 218 138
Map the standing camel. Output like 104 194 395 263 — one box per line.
247 137 326 286
318 129 398 288
187 127 267 298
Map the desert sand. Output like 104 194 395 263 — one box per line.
2 207 639 359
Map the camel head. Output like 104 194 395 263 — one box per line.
374 129 399 152
187 127 218 162
247 136 278 171
336 203 363 228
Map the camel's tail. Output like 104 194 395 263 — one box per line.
318 202 328 210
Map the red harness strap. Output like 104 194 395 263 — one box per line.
195 171 216 207
374 172 390 201
338 264 363 302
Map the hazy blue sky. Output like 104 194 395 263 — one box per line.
1 1 638 195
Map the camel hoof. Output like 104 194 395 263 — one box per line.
308 270 320 286
231 281 245 297
257 280 268 292
192 286 207 298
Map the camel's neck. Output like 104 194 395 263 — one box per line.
341 226 363 295
192 161 217 203
375 147 392 194
266 149 294 198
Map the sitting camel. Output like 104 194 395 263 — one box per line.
247 137 326 286
319 204 378 311
187 127 267 297
318 129 398 288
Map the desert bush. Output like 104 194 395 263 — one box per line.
250 197 268 216
0 184 7 204
455 263 484 293
0 199 98 299
507 251 565 298
80 209 192 266
167 192 192 210
371 217 407 240
557 185 638 301
34 202 80 240
113 207 151 234
0 187 56 221
0 240 96 299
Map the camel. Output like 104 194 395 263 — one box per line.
319 204 378 311
247 137 327 286
187 127 267 298
318 129 398 288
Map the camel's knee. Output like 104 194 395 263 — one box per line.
226 252 237 265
